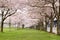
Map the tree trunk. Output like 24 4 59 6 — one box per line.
50 13 53 33
45 16 47 31
36 25 40 30
36 21 41 30
17 23 20 30
57 5 60 35
22 24 24 29
45 22 47 31
1 20 4 32
57 16 60 35
50 20 53 33
1 11 4 32
9 21 11 31
40 22 44 30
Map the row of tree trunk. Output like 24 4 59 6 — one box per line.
31 12 60 35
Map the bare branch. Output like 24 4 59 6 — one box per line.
4 8 10 16
4 9 17 20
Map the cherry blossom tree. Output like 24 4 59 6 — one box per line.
0 0 17 32
45 0 59 34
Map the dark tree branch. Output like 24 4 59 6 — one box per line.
3 10 17 20
4 8 10 16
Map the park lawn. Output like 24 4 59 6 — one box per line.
0 28 60 40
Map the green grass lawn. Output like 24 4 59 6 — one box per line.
0 28 60 40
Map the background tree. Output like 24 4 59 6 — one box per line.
45 0 59 34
